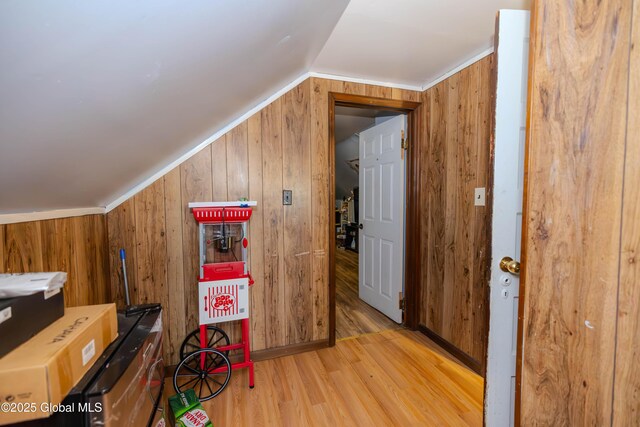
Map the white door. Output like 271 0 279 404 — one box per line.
358 114 406 324
485 10 530 427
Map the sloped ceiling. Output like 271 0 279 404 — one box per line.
312 0 531 87
0 0 349 214
0 0 531 217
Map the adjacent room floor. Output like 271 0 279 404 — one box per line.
335 248 400 339
187 329 483 426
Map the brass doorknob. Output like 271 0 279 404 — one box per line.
500 257 520 274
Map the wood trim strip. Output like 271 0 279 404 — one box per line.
515 4 538 425
328 92 337 347
332 93 421 111
417 324 482 375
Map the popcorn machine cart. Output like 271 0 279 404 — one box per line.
173 201 257 401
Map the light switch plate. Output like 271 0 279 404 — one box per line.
474 187 486 206
283 190 292 205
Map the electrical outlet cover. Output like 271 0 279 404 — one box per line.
474 187 486 206
283 190 292 205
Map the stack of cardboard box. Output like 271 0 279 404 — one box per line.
0 273 118 425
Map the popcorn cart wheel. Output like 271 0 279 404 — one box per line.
173 348 232 401
179 325 230 361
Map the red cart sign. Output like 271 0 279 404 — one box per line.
198 278 249 324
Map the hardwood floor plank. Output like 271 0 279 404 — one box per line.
183 329 483 426
334 248 400 339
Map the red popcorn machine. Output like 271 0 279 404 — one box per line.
173 201 257 401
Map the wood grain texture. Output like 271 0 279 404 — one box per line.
261 98 286 349
222 122 249 343
442 72 459 342
164 167 186 363
107 199 137 306
310 78 330 341
134 179 170 360
365 84 392 99
0 225 4 273
247 113 266 351
180 146 213 337
419 56 493 369
1 215 110 307
4 221 43 273
613 1 640 424
519 1 631 424
183 329 484 427
282 80 313 344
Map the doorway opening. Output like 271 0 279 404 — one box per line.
328 93 421 346
334 106 405 339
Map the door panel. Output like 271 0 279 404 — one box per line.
358 114 406 324
484 9 530 427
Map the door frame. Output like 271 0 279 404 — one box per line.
328 93 422 346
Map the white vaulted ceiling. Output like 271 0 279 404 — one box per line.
0 0 530 218
312 0 531 87
0 0 349 215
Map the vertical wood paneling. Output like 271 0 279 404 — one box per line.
94 215 111 304
180 147 213 335
282 80 312 344
419 56 493 368
472 55 493 360
419 89 431 328
453 65 478 353
0 225 4 273
343 81 366 96
613 2 640 424
310 78 330 341
425 82 447 332
441 73 459 341
211 136 228 201
520 1 631 424
51 218 78 307
4 221 43 273
1 215 109 307
107 199 137 307
134 179 170 361
223 121 249 343
164 167 186 363
226 122 249 200
74 215 110 304
392 88 421 102
365 84 392 99
261 99 286 348
247 113 266 351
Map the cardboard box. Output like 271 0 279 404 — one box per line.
0 288 65 359
0 304 117 425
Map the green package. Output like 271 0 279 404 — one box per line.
168 389 213 427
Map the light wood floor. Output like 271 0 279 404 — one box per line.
335 248 400 339
177 329 483 426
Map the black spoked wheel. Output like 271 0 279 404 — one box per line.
173 349 232 401
180 325 230 360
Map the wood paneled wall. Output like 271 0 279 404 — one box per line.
106 78 421 364
518 1 639 425
0 215 110 307
418 55 494 370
